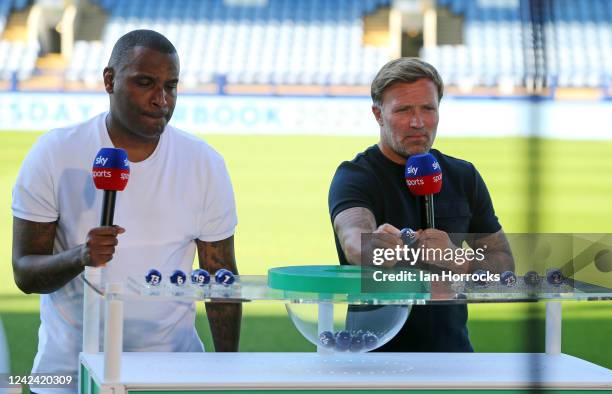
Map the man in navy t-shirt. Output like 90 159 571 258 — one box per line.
328 58 514 352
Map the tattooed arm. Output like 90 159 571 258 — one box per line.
196 236 241 352
12 217 124 294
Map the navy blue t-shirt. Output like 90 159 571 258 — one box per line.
328 145 501 352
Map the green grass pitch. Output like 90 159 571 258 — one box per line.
0 132 611 375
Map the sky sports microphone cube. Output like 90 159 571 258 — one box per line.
92 147 130 191
404 153 442 195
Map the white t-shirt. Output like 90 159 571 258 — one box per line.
12 113 237 388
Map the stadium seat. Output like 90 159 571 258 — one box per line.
420 0 611 89
64 0 392 87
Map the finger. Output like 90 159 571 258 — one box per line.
93 246 116 255
89 236 119 246
419 231 447 245
89 260 107 268
89 246 116 259
420 236 444 249
93 252 115 263
113 225 126 234
90 226 123 236
372 234 402 248
419 239 433 249
375 223 401 235
420 228 440 238
372 240 401 251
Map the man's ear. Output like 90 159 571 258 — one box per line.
103 67 114 93
372 105 383 127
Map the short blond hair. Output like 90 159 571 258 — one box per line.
371 57 444 108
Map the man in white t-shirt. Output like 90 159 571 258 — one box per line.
11 30 241 392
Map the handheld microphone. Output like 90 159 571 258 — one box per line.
83 148 129 354
92 148 129 226
405 153 442 229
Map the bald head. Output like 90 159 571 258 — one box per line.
108 29 178 70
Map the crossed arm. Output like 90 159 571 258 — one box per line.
196 236 242 352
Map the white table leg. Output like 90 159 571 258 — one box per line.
104 283 124 382
545 301 562 354
83 267 101 354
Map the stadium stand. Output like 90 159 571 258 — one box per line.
421 0 611 90
66 0 392 88
0 0 610 94
0 0 39 84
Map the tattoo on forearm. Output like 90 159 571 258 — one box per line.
12 217 83 294
13 218 56 256
205 303 241 352
197 236 238 273
197 236 241 351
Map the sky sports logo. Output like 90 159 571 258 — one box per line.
92 170 129 180
406 166 419 176
406 173 441 186
92 148 130 191
94 156 108 166
405 161 440 177
94 155 129 169
406 178 424 186
92 169 111 178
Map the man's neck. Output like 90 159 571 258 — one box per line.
377 142 407 165
105 114 160 162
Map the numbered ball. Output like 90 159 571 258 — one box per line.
145 269 162 286
363 332 378 349
524 271 541 287
400 227 417 246
546 268 564 286
170 270 187 286
500 271 517 287
318 331 335 348
190 269 211 286
215 269 235 286
349 334 365 352
334 330 351 351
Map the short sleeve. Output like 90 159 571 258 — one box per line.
328 162 379 223
197 157 237 242
12 135 58 222
468 166 501 234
